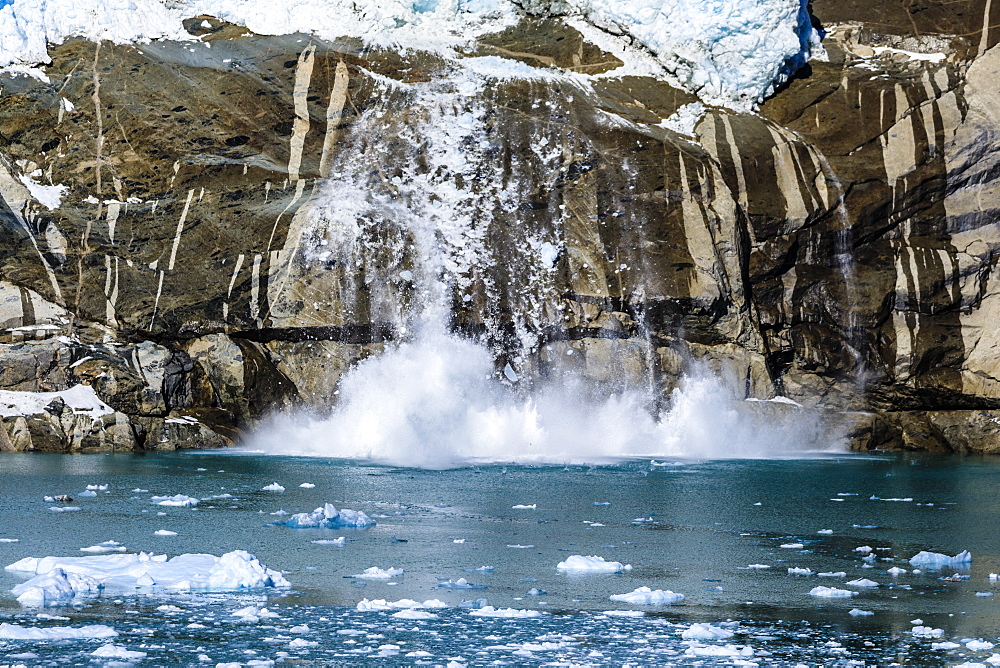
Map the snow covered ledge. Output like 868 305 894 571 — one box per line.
0 0 819 111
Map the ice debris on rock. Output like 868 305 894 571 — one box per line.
6 550 289 605
556 555 631 573
284 503 375 529
909 550 972 568
609 587 684 604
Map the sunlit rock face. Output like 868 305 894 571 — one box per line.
2 0 1000 453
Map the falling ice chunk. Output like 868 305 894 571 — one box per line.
503 364 518 383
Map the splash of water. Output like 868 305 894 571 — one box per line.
251 64 829 468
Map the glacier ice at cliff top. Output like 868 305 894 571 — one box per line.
0 0 819 109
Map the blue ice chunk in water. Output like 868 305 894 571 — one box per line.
439 578 487 590
284 503 375 529
459 598 489 609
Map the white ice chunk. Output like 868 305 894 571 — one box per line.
311 537 346 546
932 641 961 650
150 494 199 507
909 550 972 568
7 550 289 601
556 555 631 573
284 503 375 529
887 567 907 575
352 567 403 579
818 572 846 578
969 640 996 651
261 482 285 492
681 623 735 640
609 587 683 604
0 622 117 639
468 606 544 618
356 598 447 611
91 644 147 660
809 586 858 598
911 626 945 638
788 567 813 575
299 483 316 488
154 530 177 536
780 543 804 549
393 609 438 619
849 609 874 616
746 564 770 569
511 504 536 509
846 579 879 588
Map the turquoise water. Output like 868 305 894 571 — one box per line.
1 451 999 665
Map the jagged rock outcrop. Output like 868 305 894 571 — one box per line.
3 1 1000 453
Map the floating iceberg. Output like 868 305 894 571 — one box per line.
91 644 147 660
351 567 403 579
911 625 945 638
681 623 735 640
7 550 289 605
150 494 199 507
609 587 684 604
0 622 118 639
809 586 858 598
438 578 486 589
356 598 447 611
849 609 874 616
556 555 631 573
283 504 375 529
846 578 879 588
909 550 972 568
261 483 285 492
468 606 544 618
393 609 438 620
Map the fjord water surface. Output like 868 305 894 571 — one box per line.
1 451 1000 665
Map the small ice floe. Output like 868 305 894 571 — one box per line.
853 524 878 529
526 588 546 596
299 483 315 488
744 564 770 570
86 485 109 491
356 598 447 611
911 625 944 638
0 622 118 639
593 502 611 506
78 490 97 498
150 494 199 507
818 572 847 577
817 529 833 535
393 609 438 619
283 504 374 529
468 606 543 618
453 539 466 544
887 567 907 575
7 550 288 604
0 538 19 543
940 573 971 581
991 573 999 581
854 546 873 554
270 510 289 516
48 506 80 512
507 544 534 549
683 644 754 658
602 610 645 617
261 483 285 492
780 543 805 549
909 550 972 568
976 592 994 597
80 541 126 554
512 504 536 510
438 578 486 590
311 538 346 546
351 567 403 579
681 623 735 640
91 644 147 660
289 637 318 648
231 606 278 622
809 586 859 598
788 567 813 575
846 578 879 588
609 587 684 604
849 609 874 616
931 641 961 650
870 496 913 502
154 530 177 537
969 640 996 651
467 566 494 572
556 555 631 573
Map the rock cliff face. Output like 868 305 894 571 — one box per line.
3 1 1000 453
